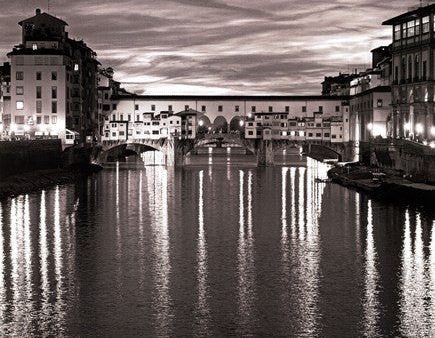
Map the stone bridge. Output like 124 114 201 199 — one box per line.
91 134 354 167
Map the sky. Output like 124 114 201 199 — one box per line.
0 0 422 95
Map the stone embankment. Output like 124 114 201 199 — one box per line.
328 163 435 203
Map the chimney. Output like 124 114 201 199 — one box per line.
36 8 41 15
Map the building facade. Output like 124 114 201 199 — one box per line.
5 9 100 143
383 4 435 141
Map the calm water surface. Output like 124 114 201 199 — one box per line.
0 153 434 337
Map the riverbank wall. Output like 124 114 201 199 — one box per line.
369 139 435 184
0 140 98 199
0 139 63 180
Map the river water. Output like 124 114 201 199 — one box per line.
0 152 434 337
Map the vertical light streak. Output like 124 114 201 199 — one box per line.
53 187 65 334
149 167 172 337
237 169 254 332
195 170 209 335
290 167 296 242
298 167 305 241
363 200 380 337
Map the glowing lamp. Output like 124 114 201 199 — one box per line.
404 122 411 131
290 131 295 137
416 123 424 134
239 120 244 127
198 120 204 127
430 141 435 149
367 123 373 131
247 113 252 118
431 126 435 136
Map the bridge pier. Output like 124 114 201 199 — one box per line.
256 140 274 166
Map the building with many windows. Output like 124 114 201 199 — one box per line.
5 9 100 143
383 4 435 141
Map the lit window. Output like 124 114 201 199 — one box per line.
32 43 38 50
74 64 79 71
16 86 24 95
422 16 430 33
16 101 24 110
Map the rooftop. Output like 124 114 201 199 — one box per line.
383 4 435 25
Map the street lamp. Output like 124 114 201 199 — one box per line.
367 123 373 132
199 120 204 127
239 120 244 127
431 126 435 137
416 123 424 135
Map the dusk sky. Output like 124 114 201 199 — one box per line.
0 0 420 95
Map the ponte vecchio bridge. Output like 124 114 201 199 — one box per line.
91 133 354 167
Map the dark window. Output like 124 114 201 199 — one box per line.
302 106 307 113
135 104 139 110
218 105 223 112
235 105 239 112
251 106 256 113
285 106 290 113
52 86 57 99
51 71 57 80
151 104 156 111
112 104 117 110
185 105 189 110
36 72 41 81
36 86 41 99
51 101 57 114
269 106 273 112
335 106 340 112
202 105 206 112
319 106 323 113
168 105 173 111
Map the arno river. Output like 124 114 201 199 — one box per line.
0 152 434 337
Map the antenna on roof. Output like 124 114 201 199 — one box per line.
47 0 50 12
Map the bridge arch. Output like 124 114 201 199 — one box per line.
229 116 244 133
197 115 212 135
212 116 228 133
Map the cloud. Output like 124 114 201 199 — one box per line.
0 0 418 94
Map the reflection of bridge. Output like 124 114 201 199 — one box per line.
92 133 354 167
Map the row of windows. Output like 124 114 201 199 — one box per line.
139 104 340 113
16 100 57 114
16 86 57 99
16 71 58 81
14 115 57 124
394 15 432 41
394 55 428 82
350 99 383 112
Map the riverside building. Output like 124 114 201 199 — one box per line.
383 3 435 141
5 9 100 144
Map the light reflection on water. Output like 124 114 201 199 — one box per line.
0 155 434 336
